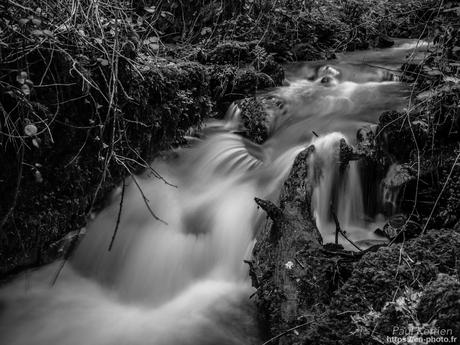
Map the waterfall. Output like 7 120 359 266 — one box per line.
309 133 385 250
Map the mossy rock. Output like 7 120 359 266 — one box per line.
207 40 255 65
0 61 213 277
302 229 460 345
417 274 460 338
376 110 428 162
236 97 272 144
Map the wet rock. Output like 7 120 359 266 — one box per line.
381 214 422 242
236 98 273 144
382 164 416 189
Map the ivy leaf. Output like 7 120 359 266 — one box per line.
21 84 31 95
97 58 109 66
24 124 37 136
143 36 159 44
43 29 53 37
149 43 159 50
201 27 212 36
31 29 44 36
18 18 29 26
31 18 41 26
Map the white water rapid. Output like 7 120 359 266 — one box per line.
0 39 429 345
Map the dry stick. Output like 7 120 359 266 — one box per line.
422 149 460 234
330 204 363 252
108 178 125 251
7 0 35 12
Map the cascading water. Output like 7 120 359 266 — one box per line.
0 39 428 345
309 133 385 249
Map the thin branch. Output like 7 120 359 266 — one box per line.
108 178 125 251
130 173 167 225
330 204 363 252
261 313 327 345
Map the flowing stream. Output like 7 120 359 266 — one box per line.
0 39 429 345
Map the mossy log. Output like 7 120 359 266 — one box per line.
252 144 357 345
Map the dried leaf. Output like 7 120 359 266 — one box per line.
32 138 40 148
18 18 29 26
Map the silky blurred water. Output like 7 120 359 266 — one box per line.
0 39 429 345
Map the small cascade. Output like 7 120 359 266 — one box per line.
309 133 385 249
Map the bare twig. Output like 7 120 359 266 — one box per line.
261 313 327 345
108 178 125 251
330 204 363 252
